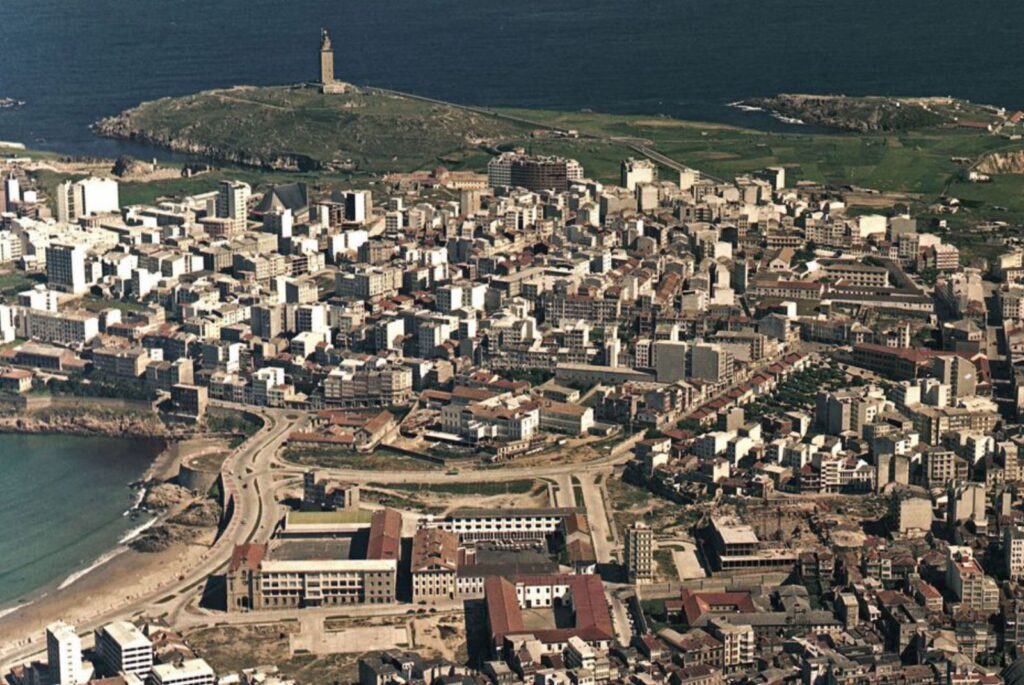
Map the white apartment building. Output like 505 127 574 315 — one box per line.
148 659 216 685
57 177 120 223
216 180 250 223
46 621 89 685
440 396 539 443
1006 526 1024 581
95 621 153 678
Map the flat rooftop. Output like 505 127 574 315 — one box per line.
286 510 374 526
712 517 759 545
270 537 357 561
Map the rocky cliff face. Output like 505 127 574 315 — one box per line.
976 150 1024 175
741 94 946 132
0 407 182 439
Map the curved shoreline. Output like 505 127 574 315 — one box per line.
0 434 173 620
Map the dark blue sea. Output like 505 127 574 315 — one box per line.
1 0 1023 158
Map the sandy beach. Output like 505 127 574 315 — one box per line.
0 436 234 664
0 531 214 659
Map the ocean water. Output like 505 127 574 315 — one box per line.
0 434 164 610
1 0 1023 159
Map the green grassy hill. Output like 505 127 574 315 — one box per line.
95 85 531 173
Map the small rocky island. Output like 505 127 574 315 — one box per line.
740 93 1008 132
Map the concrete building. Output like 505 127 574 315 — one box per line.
706 617 755 670
216 180 250 234
946 546 999 614
56 177 119 223
690 342 734 384
25 309 99 345
483 574 613 659
432 507 585 543
226 508 401 611
1006 526 1024 581
303 470 360 510
895 495 932 535
148 659 216 685
46 621 88 685
170 383 208 420
410 527 459 603
621 158 656 191
342 190 373 223
46 243 89 294
624 522 654 584
323 362 414 408
94 621 153 678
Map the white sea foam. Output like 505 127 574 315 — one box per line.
728 101 763 112
773 114 806 125
57 548 126 590
0 605 24 620
118 516 157 544
123 486 147 516
56 516 155 591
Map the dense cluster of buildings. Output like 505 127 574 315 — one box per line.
15 619 217 685
9 76 1024 683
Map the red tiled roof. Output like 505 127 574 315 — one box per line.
229 543 267 573
367 508 402 561
679 588 757 626
485 574 613 646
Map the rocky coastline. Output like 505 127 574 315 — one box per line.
93 108 327 172
0 403 197 440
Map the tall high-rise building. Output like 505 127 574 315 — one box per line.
56 177 120 223
3 175 20 211
46 243 89 294
624 522 654 584
343 190 372 223
1006 526 1024 581
46 621 84 685
620 158 656 191
690 342 735 384
94 621 153 678
487 152 583 192
216 180 251 234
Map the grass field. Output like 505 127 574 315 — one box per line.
282 444 440 471
495 106 1024 195
101 85 530 174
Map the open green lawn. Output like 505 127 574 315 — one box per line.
105 85 530 174
497 105 1023 194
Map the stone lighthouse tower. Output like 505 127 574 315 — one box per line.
319 28 334 87
318 29 347 94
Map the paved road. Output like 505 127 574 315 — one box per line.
0 407 301 670
2 399 640 669
577 473 615 564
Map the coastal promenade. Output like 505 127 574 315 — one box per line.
0 405 301 670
